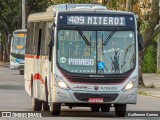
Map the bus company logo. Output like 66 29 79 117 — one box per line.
60 57 66 63
94 86 99 90
72 85 92 90
89 75 104 78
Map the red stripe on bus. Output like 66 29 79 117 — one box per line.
25 54 34 58
25 54 49 59
35 56 40 59
33 73 45 84
29 73 45 90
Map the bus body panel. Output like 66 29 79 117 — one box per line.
25 55 49 101
24 56 35 96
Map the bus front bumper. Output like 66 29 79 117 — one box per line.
51 86 138 104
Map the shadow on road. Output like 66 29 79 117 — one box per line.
40 111 116 117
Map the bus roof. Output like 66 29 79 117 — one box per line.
28 12 54 22
57 9 135 16
13 29 27 34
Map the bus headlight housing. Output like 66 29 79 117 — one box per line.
123 76 138 91
54 74 70 90
57 80 68 89
124 81 135 91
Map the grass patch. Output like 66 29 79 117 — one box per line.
138 91 149 96
138 91 160 98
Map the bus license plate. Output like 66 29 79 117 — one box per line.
88 98 104 103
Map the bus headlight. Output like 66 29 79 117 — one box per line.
123 76 137 91
124 81 135 91
58 80 68 89
54 74 70 90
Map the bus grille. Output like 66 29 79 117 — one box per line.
74 93 119 102
65 76 126 83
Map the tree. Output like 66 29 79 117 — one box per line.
139 0 160 85
0 0 21 61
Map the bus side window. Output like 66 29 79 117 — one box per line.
45 22 52 56
33 22 40 55
26 22 34 54
40 22 47 56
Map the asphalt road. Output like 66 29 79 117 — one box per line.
0 65 160 120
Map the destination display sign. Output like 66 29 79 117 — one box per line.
67 16 126 26
58 14 135 27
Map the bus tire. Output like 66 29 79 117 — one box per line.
91 106 100 112
43 101 49 111
101 106 110 112
50 103 61 116
19 70 24 75
115 104 126 117
32 97 42 111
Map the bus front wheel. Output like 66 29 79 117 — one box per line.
50 103 61 116
115 104 127 117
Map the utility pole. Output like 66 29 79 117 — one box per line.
126 0 132 12
22 0 26 29
157 33 160 72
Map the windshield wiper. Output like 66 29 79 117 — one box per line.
76 27 90 46
103 29 116 45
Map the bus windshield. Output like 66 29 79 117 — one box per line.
12 33 26 55
57 30 135 74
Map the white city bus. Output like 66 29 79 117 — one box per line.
25 4 143 117
10 29 27 75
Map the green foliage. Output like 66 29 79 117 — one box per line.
140 21 149 35
0 0 21 33
26 0 50 13
108 0 125 10
142 41 157 73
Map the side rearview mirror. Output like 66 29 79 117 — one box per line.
48 40 54 47
48 25 55 61
138 34 144 51
48 28 54 47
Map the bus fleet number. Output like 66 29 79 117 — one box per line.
69 16 84 24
